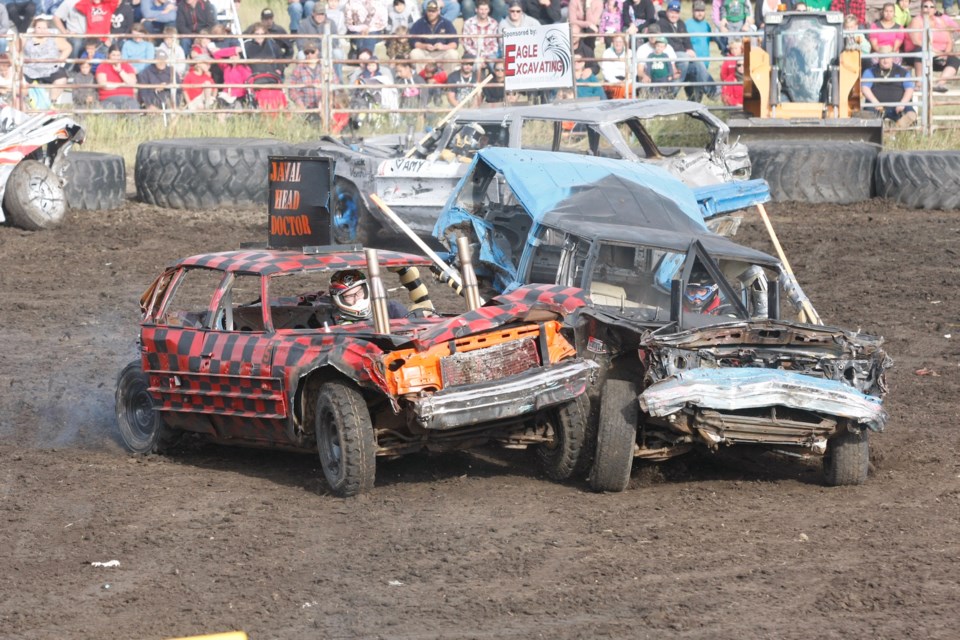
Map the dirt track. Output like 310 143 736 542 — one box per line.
1 200 958 640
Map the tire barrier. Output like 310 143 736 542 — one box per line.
748 141 881 205
65 152 126 211
874 150 960 209
135 138 289 209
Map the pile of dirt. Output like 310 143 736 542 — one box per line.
0 200 957 639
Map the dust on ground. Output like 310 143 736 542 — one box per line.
0 200 958 640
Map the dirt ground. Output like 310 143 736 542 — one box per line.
0 198 958 640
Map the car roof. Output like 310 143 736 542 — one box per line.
456 98 711 124
175 249 433 276
474 147 704 225
469 148 779 266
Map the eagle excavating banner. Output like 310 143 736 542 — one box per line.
501 24 574 91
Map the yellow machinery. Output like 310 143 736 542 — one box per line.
729 11 883 145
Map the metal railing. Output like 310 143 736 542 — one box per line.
3 21 957 135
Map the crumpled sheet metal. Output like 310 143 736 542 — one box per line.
638 367 888 432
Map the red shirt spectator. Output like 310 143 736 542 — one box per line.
75 0 122 38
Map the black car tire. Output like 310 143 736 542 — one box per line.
4 160 67 230
64 151 126 211
135 138 287 209
316 381 376 497
823 426 869 486
875 151 960 209
533 394 589 481
115 360 180 454
590 379 638 493
749 141 879 204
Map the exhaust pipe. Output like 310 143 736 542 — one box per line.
364 248 391 334
767 275 780 320
456 236 482 311
670 278 683 324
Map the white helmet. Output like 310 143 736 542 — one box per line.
329 269 371 322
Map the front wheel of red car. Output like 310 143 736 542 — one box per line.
316 381 376 497
115 360 179 454
823 426 870 486
533 395 589 481
589 379 638 493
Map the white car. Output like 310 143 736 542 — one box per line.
304 99 751 243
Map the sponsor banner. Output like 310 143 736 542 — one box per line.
268 155 334 248
502 24 574 91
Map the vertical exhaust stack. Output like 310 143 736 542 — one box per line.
456 236 482 311
364 248 391 335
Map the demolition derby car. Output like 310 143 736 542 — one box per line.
116 246 597 497
0 106 84 230
435 149 892 490
310 99 751 243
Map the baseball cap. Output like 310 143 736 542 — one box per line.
156 49 169 59
656 36 668 44
667 0 681 11
692 0 706 10
425 0 439 9
313 2 327 13
508 0 523 7
261 8 274 19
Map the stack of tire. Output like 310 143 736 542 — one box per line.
2 151 126 230
135 138 291 210
749 140 960 209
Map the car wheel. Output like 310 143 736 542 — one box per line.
589 379 638 493
3 160 67 230
533 394 588 481
315 380 376 497
115 360 180 454
823 425 869 486
334 179 378 245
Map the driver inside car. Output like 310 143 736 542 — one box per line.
683 277 723 315
328 268 435 325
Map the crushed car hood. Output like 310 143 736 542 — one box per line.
638 367 888 432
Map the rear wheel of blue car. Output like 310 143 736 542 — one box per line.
533 395 588 481
115 361 180 454
334 179 378 245
590 379 638 493
316 381 376 497
823 426 869 486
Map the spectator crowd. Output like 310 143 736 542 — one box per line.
0 0 948 129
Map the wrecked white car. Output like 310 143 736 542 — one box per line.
0 106 84 230
434 148 891 490
305 99 750 243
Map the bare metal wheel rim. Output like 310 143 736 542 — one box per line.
26 171 63 223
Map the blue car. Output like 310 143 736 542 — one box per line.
435 148 891 491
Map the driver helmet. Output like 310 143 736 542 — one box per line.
330 269 371 322
684 280 720 313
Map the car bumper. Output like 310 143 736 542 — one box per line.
409 359 598 431
639 367 888 446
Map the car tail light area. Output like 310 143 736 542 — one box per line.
381 321 576 396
